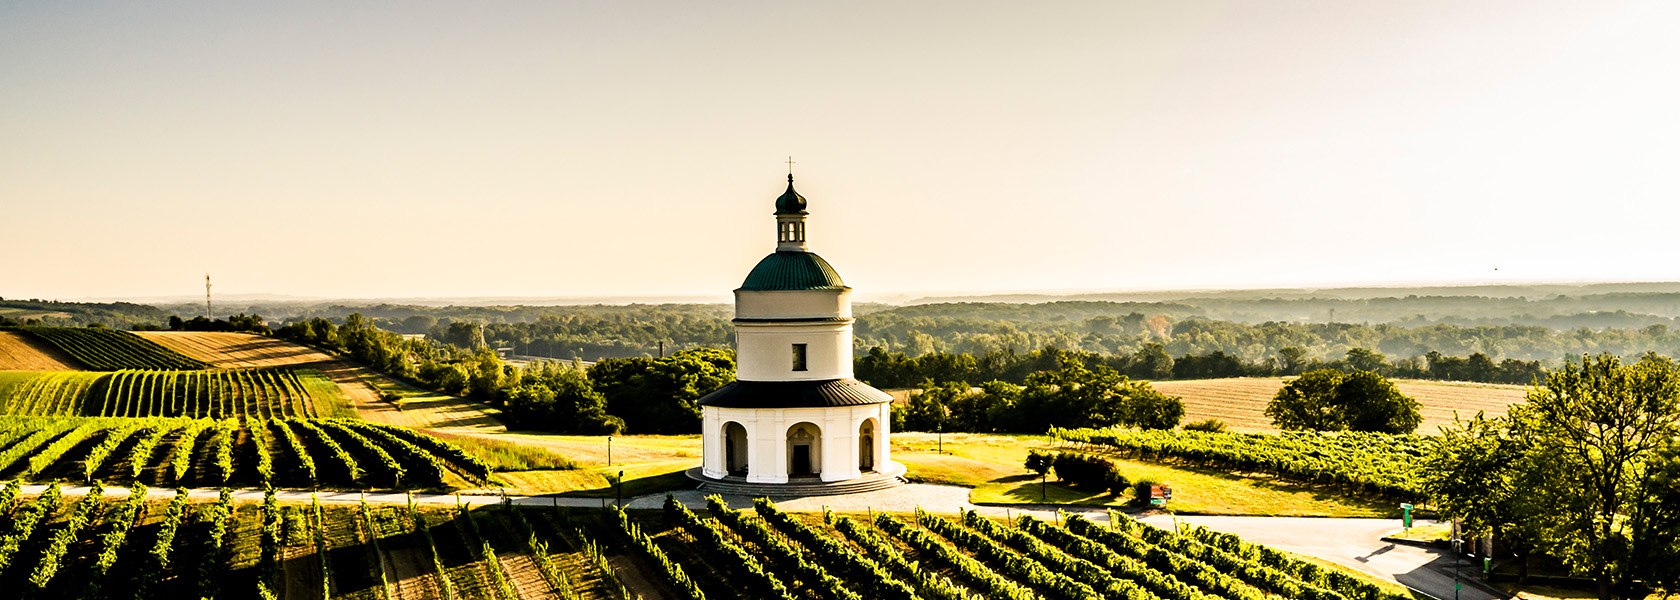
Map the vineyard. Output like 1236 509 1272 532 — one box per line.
0 489 1407 600
1051 427 1434 499
0 367 346 419
0 416 491 489
9 327 208 370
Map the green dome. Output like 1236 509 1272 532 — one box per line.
776 175 807 214
739 251 846 291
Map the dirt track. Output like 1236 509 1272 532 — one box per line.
0 331 78 370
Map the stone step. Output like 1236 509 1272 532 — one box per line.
686 466 908 497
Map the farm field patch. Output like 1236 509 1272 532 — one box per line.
0 331 78 370
1150 377 1527 433
136 330 339 368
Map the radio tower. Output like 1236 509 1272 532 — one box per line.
205 274 213 320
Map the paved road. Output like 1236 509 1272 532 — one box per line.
20 483 1496 599
1140 514 1501 600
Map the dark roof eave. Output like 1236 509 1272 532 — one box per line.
698 378 893 408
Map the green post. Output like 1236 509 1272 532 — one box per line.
1400 503 1414 530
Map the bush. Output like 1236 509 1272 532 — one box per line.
1183 418 1227 433
1050 452 1128 494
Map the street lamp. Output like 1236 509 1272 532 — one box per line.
616 470 625 509
607 435 613 466
1452 537 1463 600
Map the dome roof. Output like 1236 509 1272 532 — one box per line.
739 251 846 291
775 175 807 214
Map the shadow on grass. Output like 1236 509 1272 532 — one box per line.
558 469 694 498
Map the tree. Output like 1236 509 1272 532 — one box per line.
1265 369 1346 431
1025 451 1052 500
590 348 734 434
903 380 962 432
1428 355 1680 599
1343 348 1389 374
1511 354 1680 599
1265 369 1420 433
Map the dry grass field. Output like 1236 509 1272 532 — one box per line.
1151 376 1529 434
0 330 79 370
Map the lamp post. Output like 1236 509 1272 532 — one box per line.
937 423 943 455
607 435 613 466
616 470 625 509
1452 537 1463 600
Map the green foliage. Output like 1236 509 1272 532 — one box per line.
664 493 792 600
1049 452 1129 495
591 347 734 434
614 503 704 600
1429 354 1680 598
1055 426 1431 498
1183 418 1227 432
1266 369 1422 433
904 357 1184 433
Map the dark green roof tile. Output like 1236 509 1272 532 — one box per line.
739 251 847 291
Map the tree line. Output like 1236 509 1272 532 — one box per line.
857 345 1546 387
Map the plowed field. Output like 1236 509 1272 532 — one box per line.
136 331 337 367
1150 376 1528 433
0 330 79 370
136 331 502 429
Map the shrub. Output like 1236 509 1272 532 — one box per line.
1050 452 1128 494
1183 418 1227 433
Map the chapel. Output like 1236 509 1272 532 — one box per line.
690 174 904 494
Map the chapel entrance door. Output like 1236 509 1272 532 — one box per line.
791 445 812 476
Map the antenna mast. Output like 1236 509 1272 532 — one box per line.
205 274 213 320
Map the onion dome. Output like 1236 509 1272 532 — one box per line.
775 175 807 215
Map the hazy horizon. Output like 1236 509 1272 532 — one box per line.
6 2 1677 300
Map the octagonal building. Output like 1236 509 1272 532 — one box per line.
691 175 904 494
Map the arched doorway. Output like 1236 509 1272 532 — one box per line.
858 418 877 472
786 422 821 478
723 422 748 477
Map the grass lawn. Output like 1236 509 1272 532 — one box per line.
470 429 1399 516
893 432 1396 517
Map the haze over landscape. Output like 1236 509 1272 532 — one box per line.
5 1 1679 301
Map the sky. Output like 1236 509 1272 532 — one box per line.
3 1 1678 302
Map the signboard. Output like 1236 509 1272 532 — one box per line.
1150 498 1167 507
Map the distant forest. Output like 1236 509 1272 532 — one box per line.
12 283 1680 368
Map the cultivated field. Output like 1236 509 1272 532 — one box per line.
1150 377 1528 433
137 331 339 368
0 331 77 370
0 415 491 489
139 331 504 430
10 327 207 370
0 488 1410 600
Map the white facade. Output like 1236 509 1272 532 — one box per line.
694 174 898 486
700 403 894 483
